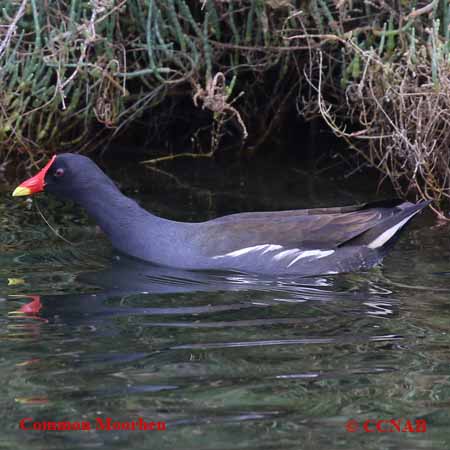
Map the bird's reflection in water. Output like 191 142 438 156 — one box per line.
8 254 398 329
3 255 406 429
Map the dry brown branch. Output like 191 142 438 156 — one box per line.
296 27 450 218
193 72 248 140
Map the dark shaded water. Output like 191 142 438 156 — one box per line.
1 158 450 449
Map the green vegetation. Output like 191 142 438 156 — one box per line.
1 1 450 215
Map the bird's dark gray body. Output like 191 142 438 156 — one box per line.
26 154 429 276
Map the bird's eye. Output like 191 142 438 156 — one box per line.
54 168 65 177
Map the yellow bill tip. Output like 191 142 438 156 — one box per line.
12 186 32 197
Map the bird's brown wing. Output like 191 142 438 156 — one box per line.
196 203 395 257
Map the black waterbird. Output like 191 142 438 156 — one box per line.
12 154 430 276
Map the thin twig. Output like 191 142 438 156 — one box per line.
34 200 74 245
0 0 28 58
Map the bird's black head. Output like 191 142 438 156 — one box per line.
12 153 116 202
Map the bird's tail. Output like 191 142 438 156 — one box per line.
347 201 431 250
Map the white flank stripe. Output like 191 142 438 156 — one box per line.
212 244 282 259
287 250 335 268
261 244 283 254
368 213 418 249
273 249 301 261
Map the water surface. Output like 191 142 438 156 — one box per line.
1 158 449 449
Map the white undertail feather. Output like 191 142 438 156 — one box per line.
367 210 420 249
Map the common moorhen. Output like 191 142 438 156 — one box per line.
13 154 430 276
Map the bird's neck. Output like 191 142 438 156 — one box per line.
75 184 169 244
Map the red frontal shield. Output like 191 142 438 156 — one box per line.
12 155 56 196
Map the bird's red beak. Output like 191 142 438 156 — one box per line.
12 155 56 196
